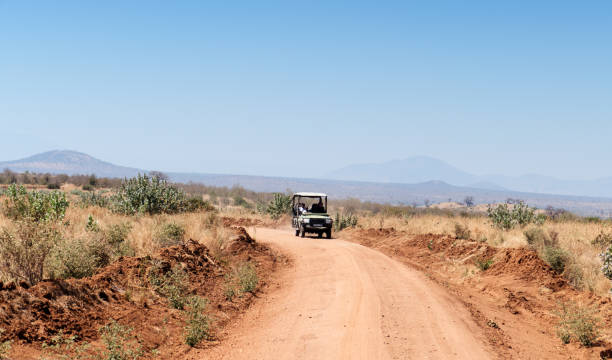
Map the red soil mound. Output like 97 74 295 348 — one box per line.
0 226 276 357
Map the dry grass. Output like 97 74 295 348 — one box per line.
0 191 240 283
357 213 612 295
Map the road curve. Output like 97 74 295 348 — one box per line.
202 228 493 360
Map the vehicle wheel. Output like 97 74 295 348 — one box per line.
295 229 299 237
326 230 332 239
300 227 305 237
317 232 323 238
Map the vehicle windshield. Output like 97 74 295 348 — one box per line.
294 196 327 214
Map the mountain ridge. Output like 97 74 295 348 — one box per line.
2 150 612 217
326 157 612 198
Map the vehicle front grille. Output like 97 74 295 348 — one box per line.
309 218 326 225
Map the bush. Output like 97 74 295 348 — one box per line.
184 296 211 347
0 221 60 284
475 257 494 271
182 197 214 213
105 223 132 246
98 320 143 360
3 184 69 222
524 228 558 249
454 224 471 240
233 195 250 208
261 193 292 220
40 330 90 359
334 212 358 231
111 174 187 215
564 262 585 290
46 183 61 190
49 238 98 279
154 223 185 247
49 223 134 280
150 264 189 310
487 201 543 230
76 191 109 209
543 246 568 274
555 302 601 347
592 231 612 248
237 262 258 293
86 215 99 232
599 245 612 280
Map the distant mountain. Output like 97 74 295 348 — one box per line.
327 156 477 185
2 150 612 217
327 157 612 198
0 150 144 178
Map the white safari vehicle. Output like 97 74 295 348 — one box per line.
291 192 333 238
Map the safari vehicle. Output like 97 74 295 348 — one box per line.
292 192 333 238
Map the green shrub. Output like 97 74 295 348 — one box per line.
224 280 237 301
475 257 494 271
49 238 98 279
41 330 90 360
150 264 190 310
3 184 69 222
555 302 601 347
154 223 185 247
262 193 292 220
543 246 568 274
454 224 471 240
111 174 187 215
46 183 61 190
592 231 612 248
237 262 258 293
76 191 109 208
49 223 134 280
182 197 214 213
0 221 60 284
98 320 143 360
233 195 250 208
599 245 612 280
488 201 543 230
105 223 132 246
86 215 100 232
334 212 358 231
184 296 211 347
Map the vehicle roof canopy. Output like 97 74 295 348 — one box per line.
293 192 327 198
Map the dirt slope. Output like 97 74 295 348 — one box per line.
198 228 494 359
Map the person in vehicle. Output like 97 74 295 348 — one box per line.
298 202 307 214
310 198 325 213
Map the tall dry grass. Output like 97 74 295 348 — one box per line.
357 213 612 295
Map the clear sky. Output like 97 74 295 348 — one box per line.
1 1 610 179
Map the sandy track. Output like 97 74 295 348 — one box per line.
201 228 493 359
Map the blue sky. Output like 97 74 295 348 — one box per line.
1 1 610 179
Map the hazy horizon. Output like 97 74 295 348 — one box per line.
2 1 611 180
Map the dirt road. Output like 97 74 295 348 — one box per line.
202 228 493 359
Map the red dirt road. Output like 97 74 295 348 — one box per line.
201 228 494 359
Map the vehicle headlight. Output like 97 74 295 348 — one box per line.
302 218 310 223
325 218 332 224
